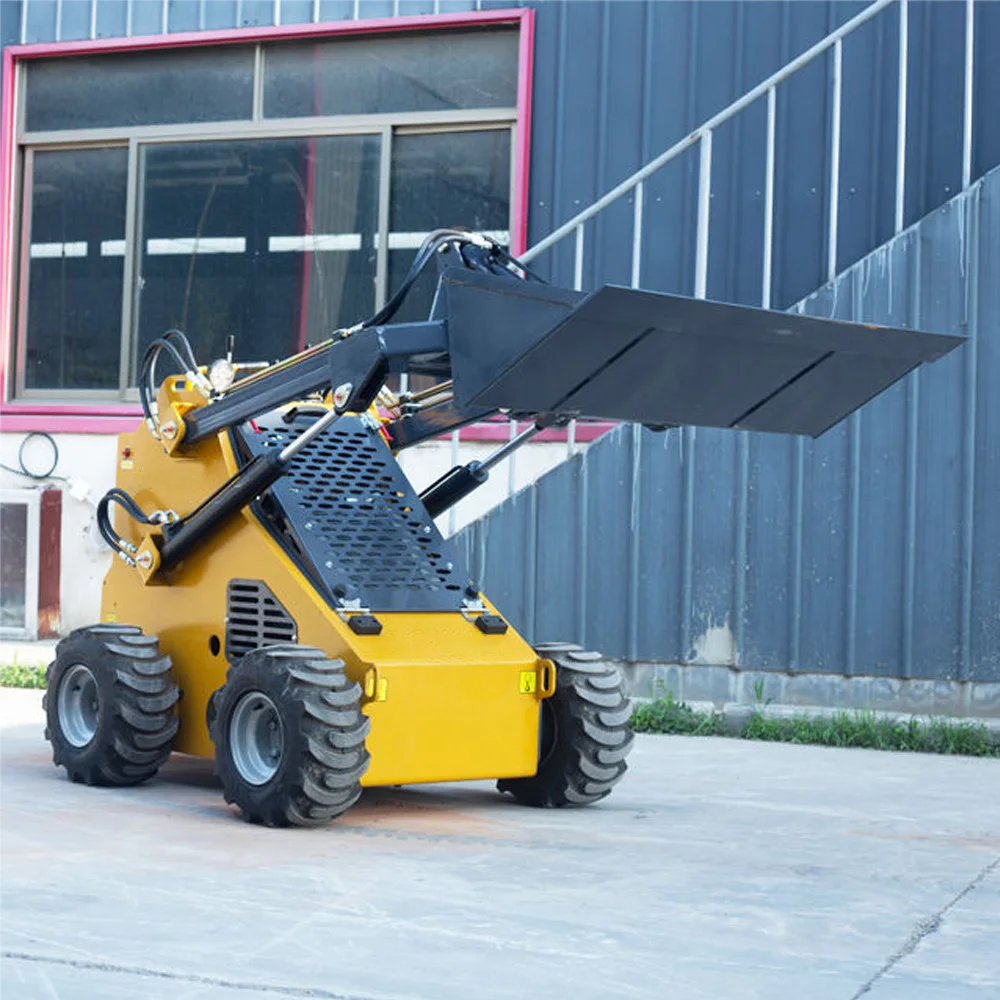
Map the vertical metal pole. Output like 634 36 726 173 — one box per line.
54 0 63 41
762 86 776 308
252 45 264 122
274 0 282 26
631 181 644 288
694 130 712 299
448 430 460 536
573 222 584 290
89 0 97 39
507 418 517 499
20 0 28 43
567 223 584 457
827 38 842 282
312 0 320 22
375 127 392 314
352 0 360 20
895 0 908 234
126 0 133 40
962 0 974 189
161 0 169 34
119 139 141 397
198 0 206 30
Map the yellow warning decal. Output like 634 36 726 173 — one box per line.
519 671 537 694
105 612 118 622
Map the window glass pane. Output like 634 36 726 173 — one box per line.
388 129 511 323
0 504 28 630
263 28 519 119
23 147 127 391
25 47 254 132
135 135 380 373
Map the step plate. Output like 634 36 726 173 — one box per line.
465 285 963 437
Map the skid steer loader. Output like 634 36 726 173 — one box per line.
43 231 961 826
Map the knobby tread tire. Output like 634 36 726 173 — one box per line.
44 624 179 787
210 644 370 828
497 643 634 808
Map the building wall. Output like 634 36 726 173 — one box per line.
2 0 998 637
455 166 1000 687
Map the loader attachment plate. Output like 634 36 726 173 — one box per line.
453 283 963 437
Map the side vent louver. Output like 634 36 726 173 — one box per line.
226 579 297 661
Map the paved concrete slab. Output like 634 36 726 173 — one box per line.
2 688 998 1000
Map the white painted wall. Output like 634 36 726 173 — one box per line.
0 428 582 636
0 432 117 634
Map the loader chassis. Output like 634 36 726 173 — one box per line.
102 408 546 787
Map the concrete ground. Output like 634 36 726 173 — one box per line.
1 689 998 1000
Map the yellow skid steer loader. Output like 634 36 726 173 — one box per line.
43 232 961 826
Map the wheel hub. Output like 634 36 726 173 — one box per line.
229 692 284 785
57 664 100 748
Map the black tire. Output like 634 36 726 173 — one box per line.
44 624 179 786
498 643 634 807
210 645 370 828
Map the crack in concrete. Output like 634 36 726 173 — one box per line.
849 854 1000 999
1 950 411 1000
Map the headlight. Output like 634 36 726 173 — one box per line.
208 358 236 392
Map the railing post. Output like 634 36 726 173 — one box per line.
828 38 842 283
694 130 712 299
963 0 975 189
568 223 585 456
631 181 644 288
507 417 518 499
762 86 776 308
895 0 908 234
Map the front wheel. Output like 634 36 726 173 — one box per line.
498 644 634 807
210 645 370 827
44 624 179 786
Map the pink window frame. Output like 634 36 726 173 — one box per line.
0 7 546 438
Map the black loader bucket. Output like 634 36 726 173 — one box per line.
442 269 963 437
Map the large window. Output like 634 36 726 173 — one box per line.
10 21 523 402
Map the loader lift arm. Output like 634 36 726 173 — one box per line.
116 229 962 579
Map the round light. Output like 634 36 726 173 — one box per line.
208 358 236 392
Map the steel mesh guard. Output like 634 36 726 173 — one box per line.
236 412 471 612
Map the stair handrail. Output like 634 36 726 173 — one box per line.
521 0 976 314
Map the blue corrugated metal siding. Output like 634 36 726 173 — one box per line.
528 1 999 309
457 166 1000 683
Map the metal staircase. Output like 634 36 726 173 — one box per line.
489 0 981 508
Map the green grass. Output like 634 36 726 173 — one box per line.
632 692 1000 757
631 690 726 736
0 663 47 689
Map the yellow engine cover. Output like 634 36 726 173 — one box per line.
101 411 547 788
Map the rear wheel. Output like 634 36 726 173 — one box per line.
44 624 179 786
210 645 370 827
498 644 634 807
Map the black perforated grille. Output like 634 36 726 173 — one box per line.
226 579 297 660
236 413 470 612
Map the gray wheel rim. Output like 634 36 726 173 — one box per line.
57 664 99 748
229 692 284 786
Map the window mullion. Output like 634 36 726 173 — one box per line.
376 126 392 315
14 148 35 400
119 137 140 398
